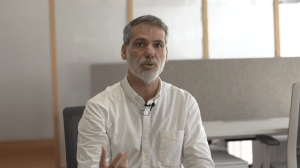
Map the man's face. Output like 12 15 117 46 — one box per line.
121 22 168 84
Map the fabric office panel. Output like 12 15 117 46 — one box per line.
91 63 128 98
161 58 300 121
91 58 300 121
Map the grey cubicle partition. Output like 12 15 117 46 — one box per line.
91 58 300 121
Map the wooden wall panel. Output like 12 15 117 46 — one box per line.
49 0 61 167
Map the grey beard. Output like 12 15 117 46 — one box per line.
128 65 159 85
126 52 166 86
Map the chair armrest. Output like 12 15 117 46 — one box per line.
256 135 280 146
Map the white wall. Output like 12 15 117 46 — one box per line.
0 0 54 141
280 3 300 57
208 0 275 59
134 0 203 60
55 0 127 166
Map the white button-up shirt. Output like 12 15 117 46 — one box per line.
77 76 214 168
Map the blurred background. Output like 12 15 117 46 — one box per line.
0 0 299 167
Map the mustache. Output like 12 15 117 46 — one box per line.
139 58 159 66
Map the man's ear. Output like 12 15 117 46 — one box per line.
165 46 168 63
121 44 127 60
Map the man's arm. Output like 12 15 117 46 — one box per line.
77 100 111 168
181 96 215 168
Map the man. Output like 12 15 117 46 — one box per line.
77 15 214 168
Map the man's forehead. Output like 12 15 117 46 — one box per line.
130 23 166 42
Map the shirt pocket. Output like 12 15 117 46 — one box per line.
158 130 184 167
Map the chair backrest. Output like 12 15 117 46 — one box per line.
63 106 85 168
287 83 300 168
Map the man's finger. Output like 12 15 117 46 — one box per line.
118 150 131 166
99 146 108 167
108 152 123 168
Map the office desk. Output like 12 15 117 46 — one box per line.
203 117 289 140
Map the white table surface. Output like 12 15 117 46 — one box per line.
203 117 290 140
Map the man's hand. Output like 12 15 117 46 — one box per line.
99 146 131 168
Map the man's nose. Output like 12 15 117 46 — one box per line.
145 45 155 57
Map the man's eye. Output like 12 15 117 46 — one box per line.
155 44 163 48
136 43 143 47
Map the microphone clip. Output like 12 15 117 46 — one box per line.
140 103 155 116
145 103 155 111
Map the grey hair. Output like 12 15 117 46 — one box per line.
123 15 168 46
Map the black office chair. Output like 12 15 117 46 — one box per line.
256 82 300 168
63 106 85 168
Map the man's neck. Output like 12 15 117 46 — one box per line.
127 70 160 104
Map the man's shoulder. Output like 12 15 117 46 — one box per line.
161 80 198 108
161 80 193 98
88 82 122 103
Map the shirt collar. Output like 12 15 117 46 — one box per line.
120 75 162 106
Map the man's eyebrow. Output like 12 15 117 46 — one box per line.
133 38 147 42
154 39 165 44
133 38 165 44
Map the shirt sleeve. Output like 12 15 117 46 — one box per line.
77 100 111 168
181 96 215 168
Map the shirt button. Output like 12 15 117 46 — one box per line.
144 135 148 138
143 157 147 162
